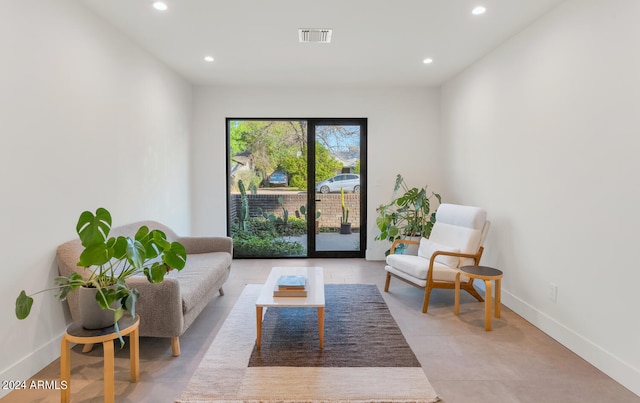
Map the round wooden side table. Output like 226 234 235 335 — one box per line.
60 315 140 403
454 266 503 331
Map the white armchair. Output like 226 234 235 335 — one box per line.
384 203 490 313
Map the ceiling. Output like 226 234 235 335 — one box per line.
81 0 565 87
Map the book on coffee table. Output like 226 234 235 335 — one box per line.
273 288 308 297
276 275 307 289
274 275 307 297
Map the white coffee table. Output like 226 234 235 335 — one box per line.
255 266 325 349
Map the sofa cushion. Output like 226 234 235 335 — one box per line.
167 252 232 313
418 238 460 268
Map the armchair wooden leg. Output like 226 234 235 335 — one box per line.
171 337 181 357
454 272 461 316
219 287 225 296
422 285 433 313
384 272 391 292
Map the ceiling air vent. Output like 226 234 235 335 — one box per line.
298 28 332 43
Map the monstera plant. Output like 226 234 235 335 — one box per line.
15 208 187 342
375 174 441 255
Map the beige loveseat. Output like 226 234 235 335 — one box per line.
56 220 232 356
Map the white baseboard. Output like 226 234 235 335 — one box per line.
0 332 65 399
501 288 640 398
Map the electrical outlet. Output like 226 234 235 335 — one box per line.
548 283 558 302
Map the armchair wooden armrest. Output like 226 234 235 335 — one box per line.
390 238 421 254
428 246 485 268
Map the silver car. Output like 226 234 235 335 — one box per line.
316 174 360 194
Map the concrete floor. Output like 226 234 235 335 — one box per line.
5 258 639 402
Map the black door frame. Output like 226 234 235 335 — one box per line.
226 117 366 259
307 118 367 258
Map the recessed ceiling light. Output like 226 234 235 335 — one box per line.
153 2 168 11
204 56 214 62
472 6 487 15
422 58 433 65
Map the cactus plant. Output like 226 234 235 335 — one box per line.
257 201 289 226
339 187 352 234
237 180 250 231
278 196 289 225
340 187 349 224
300 205 321 220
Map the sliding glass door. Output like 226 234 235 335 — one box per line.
227 118 366 258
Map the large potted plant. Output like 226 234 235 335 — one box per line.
375 174 441 255
15 208 187 341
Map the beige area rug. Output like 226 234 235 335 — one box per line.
177 284 439 403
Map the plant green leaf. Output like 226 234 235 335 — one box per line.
139 229 166 259
149 230 170 257
164 242 187 270
126 238 145 269
113 306 123 323
76 208 112 248
134 226 150 243
152 230 170 250
95 287 119 310
78 243 111 267
15 290 34 320
123 289 139 318
112 309 125 348
145 262 167 283
376 216 391 231
393 174 403 193
111 236 128 260
55 273 85 300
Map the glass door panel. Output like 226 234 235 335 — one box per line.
228 119 308 258
309 120 366 257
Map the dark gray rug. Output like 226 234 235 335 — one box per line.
248 283 421 367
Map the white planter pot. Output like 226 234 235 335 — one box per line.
78 286 121 330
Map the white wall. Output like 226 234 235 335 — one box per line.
6 0 637 397
0 1 192 393
440 0 640 396
191 86 441 260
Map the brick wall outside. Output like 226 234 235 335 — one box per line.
230 193 360 230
